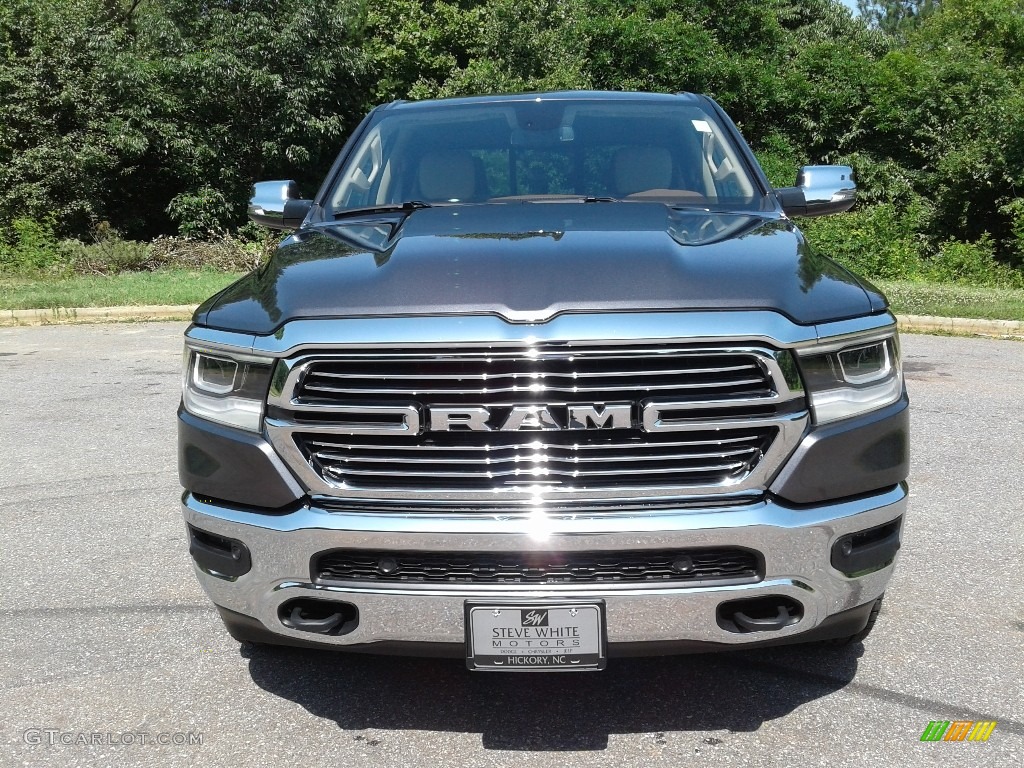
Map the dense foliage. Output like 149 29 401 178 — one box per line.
2 0 1024 287
0 0 365 242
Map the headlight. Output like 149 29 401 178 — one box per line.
797 334 902 424
182 348 275 431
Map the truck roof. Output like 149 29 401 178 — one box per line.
381 90 704 111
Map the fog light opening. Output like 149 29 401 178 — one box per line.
187 525 252 579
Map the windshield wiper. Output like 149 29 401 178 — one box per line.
333 200 433 219
582 196 619 203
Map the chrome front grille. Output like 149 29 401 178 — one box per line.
265 342 809 507
295 348 772 403
296 428 777 490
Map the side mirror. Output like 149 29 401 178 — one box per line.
247 180 313 230
777 165 856 218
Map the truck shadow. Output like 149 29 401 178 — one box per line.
244 642 862 750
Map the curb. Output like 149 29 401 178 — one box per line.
2 305 198 326
896 314 1024 339
3 305 1023 339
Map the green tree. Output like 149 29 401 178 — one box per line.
1 0 1023 284
858 0 1024 253
0 0 367 240
145 0 368 235
857 0 939 36
0 0 172 237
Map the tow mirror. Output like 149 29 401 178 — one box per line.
248 180 313 230
777 165 856 218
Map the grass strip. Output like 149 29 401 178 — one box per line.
876 280 1024 322
0 270 242 311
3 272 1023 323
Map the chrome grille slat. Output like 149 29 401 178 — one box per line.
300 423 774 489
311 363 757 380
294 347 765 359
313 447 759 464
302 434 762 451
302 377 768 396
293 399 776 411
325 462 749 479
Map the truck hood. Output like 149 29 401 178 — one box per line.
196 203 884 335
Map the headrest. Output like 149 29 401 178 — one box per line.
613 146 673 196
418 150 477 202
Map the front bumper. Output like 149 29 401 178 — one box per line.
182 483 906 652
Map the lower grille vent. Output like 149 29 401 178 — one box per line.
314 548 762 586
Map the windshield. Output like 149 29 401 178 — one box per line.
328 97 765 214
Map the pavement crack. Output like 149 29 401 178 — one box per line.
0 471 171 492
0 604 213 619
734 658 1024 737
0 484 174 505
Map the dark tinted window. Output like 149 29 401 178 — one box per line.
329 99 762 211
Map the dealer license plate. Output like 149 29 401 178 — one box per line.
465 602 607 671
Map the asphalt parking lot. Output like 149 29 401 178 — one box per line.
1 323 1021 767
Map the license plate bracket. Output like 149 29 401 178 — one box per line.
464 601 607 672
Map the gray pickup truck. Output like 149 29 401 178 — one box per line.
179 91 908 671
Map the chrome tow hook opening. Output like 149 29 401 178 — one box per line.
279 599 359 636
717 596 803 633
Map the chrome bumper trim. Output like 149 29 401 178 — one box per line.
182 484 906 648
